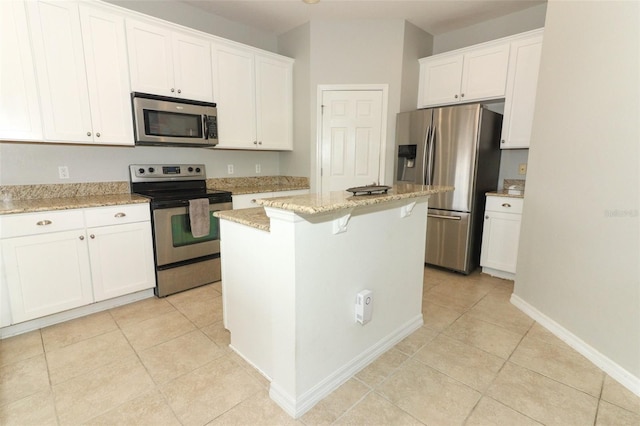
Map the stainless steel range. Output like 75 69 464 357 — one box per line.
130 164 232 297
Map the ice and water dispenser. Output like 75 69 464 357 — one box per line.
396 145 417 182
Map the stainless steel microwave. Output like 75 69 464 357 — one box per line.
132 92 218 147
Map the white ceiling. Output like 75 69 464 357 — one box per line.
182 0 545 36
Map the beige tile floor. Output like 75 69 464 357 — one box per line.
1 267 639 425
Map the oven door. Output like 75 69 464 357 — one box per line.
152 201 232 266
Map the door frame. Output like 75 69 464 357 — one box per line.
316 84 389 193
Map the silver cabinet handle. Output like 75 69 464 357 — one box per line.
177 89 181 94
251 199 256 204
87 131 91 136
171 88 175 93
79 235 85 240
90 234 95 239
428 213 461 221
114 212 126 218
258 141 262 145
461 93 465 98
501 139 505 144
454 94 459 99
485 215 489 219
96 132 101 137
502 203 511 208
253 141 258 145
36 220 52 226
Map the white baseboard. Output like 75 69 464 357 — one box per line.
269 314 424 418
0 289 155 339
510 294 640 397
481 267 515 281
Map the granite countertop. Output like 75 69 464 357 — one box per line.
0 176 310 215
486 190 525 199
0 194 150 215
216 184 453 231
207 176 309 195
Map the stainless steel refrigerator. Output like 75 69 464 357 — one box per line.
395 104 502 274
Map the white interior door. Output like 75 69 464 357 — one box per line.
321 90 384 192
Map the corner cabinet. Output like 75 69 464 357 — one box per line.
0 204 155 324
480 196 524 280
212 43 293 151
418 43 510 108
126 18 213 102
27 1 133 145
500 31 543 149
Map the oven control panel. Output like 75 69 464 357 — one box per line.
130 164 206 182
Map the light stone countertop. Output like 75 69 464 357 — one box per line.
486 190 525 199
0 176 310 215
216 184 454 231
0 194 150 215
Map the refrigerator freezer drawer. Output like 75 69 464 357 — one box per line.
425 209 471 273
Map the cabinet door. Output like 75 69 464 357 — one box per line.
173 32 213 102
501 35 543 149
0 1 42 141
88 222 155 302
2 230 93 323
212 44 257 149
255 55 293 150
126 19 174 97
460 44 510 102
480 211 522 274
418 54 463 108
28 0 93 143
79 4 133 145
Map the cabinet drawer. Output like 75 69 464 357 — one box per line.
84 204 150 227
1 209 84 238
485 196 524 214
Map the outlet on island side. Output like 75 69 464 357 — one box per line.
255 164 261 174
518 163 527 175
58 166 69 179
227 164 234 175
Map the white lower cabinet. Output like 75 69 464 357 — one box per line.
480 196 524 278
0 204 155 325
232 190 309 210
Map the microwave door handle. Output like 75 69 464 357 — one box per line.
203 115 210 140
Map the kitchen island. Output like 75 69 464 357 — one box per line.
215 184 453 418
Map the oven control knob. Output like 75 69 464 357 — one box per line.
195 167 201 173
148 167 155 173
138 168 145 174
188 167 194 172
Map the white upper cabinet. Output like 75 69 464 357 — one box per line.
79 4 134 145
0 1 42 141
418 43 509 108
501 31 544 149
212 43 293 150
27 0 133 145
126 19 213 102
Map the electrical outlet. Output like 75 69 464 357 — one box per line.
255 164 261 174
227 164 234 174
518 163 527 175
58 166 69 179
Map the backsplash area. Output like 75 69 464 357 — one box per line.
498 149 529 189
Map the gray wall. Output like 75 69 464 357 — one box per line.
103 0 278 52
433 3 547 54
0 0 283 186
515 0 639 382
278 23 312 179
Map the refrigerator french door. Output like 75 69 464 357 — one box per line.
395 104 501 274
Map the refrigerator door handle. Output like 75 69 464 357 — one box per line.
422 125 431 185
428 213 462 221
426 126 436 185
